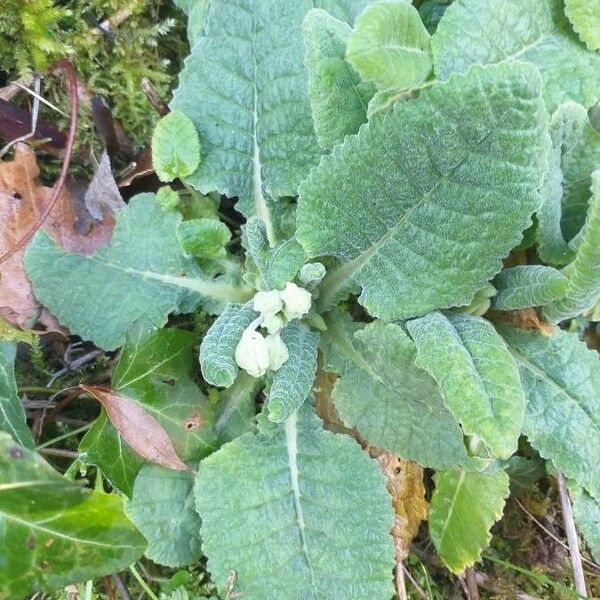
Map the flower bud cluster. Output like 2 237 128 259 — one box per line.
234 282 313 378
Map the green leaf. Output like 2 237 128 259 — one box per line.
536 102 588 265
570 485 600 561
562 117 600 240
429 469 509 573
303 9 374 150
170 0 374 218
152 110 201 183
199 302 258 388
501 327 600 500
492 266 569 310
431 0 600 111
346 0 432 91
25 195 249 351
156 186 181 211
324 317 471 469
0 433 145 598
126 465 202 567
194 404 395 599
266 321 319 422
406 312 524 459
564 0 600 51
177 218 231 260
543 171 600 323
297 63 548 320
81 327 219 495
0 342 34 449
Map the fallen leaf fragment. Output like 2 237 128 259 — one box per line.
81 385 190 472
489 308 555 335
84 151 125 220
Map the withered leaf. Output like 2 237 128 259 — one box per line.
84 152 125 220
81 385 189 472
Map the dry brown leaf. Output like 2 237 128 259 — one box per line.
0 143 113 329
81 385 190 472
488 308 555 336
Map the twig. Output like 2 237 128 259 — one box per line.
401 564 429 600
91 7 134 37
38 447 78 458
102 577 116 600
0 59 78 265
112 575 132 600
395 563 408 600
464 567 480 600
557 472 587 597
12 80 69 117
129 565 159 600
141 78 169 116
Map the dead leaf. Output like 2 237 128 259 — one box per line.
372 450 428 562
84 152 125 220
488 308 555 336
0 143 114 329
81 384 190 472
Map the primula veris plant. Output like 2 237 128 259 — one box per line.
3 0 600 597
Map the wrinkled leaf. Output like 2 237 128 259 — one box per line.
0 433 145 598
195 404 395 599
429 469 509 573
126 465 202 567
214 372 260 443
177 218 231 260
570 485 600 561
564 0 600 51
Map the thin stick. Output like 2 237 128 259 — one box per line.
395 563 408 600
39 447 78 458
102 576 117 600
112 575 132 600
401 564 429 600
464 567 480 600
36 423 92 450
0 59 78 265
12 80 69 116
141 78 169 116
129 565 159 600
557 472 587 597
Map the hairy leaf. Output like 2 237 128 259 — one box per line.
25 195 248 350
267 321 319 422
570 485 600 561
543 171 600 323
429 469 509 573
406 312 524 459
303 9 374 150
170 0 374 218
0 342 34 448
431 0 600 111
501 327 600 500
297 63 548 320
0 433 145 598
564 0 600 51
152 110 201 183
199 301 258 388
492 266 568 310
346 0 432 91
177 218 231 260
324 317 471 469
214 372 260 443
126 465 202 567
195 405 395 599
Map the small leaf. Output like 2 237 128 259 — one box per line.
303 9 374 150
543 170 600 323
0 433 145 597
199 302 258 388
347 0 432 91
501 326 600 500
570 484 600 561
267 321 319 422
177 218 231 259
156 186 181 211
407 312 524 459
126 465 202 567
152 110 201 182
84 151 125 220
564 0 600 51
0 341 34 448
492 266 569 310
194 404 395 599
82 385 189 472
429 469 509 573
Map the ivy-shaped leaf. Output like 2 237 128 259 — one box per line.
170 0 374 217
199 302 258 388
0 342 34 448
152 110 201 182
266 321 319 422
429 469 509 573
492 266 568 310
346 0 432 91
0 433 145 597
324 317 472 469
194 404 395 599
25 195 249 351
543 170 600 323
303 9 374 150
564 0 600 51
406 312 524 459
297 63 548 321
431 0 600 111
126 465 202 568
501 327 600 500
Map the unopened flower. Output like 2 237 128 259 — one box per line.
235 328 270 378
253 290 283 316
281 282 312 320
265 333 289 371
263 312 286 334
